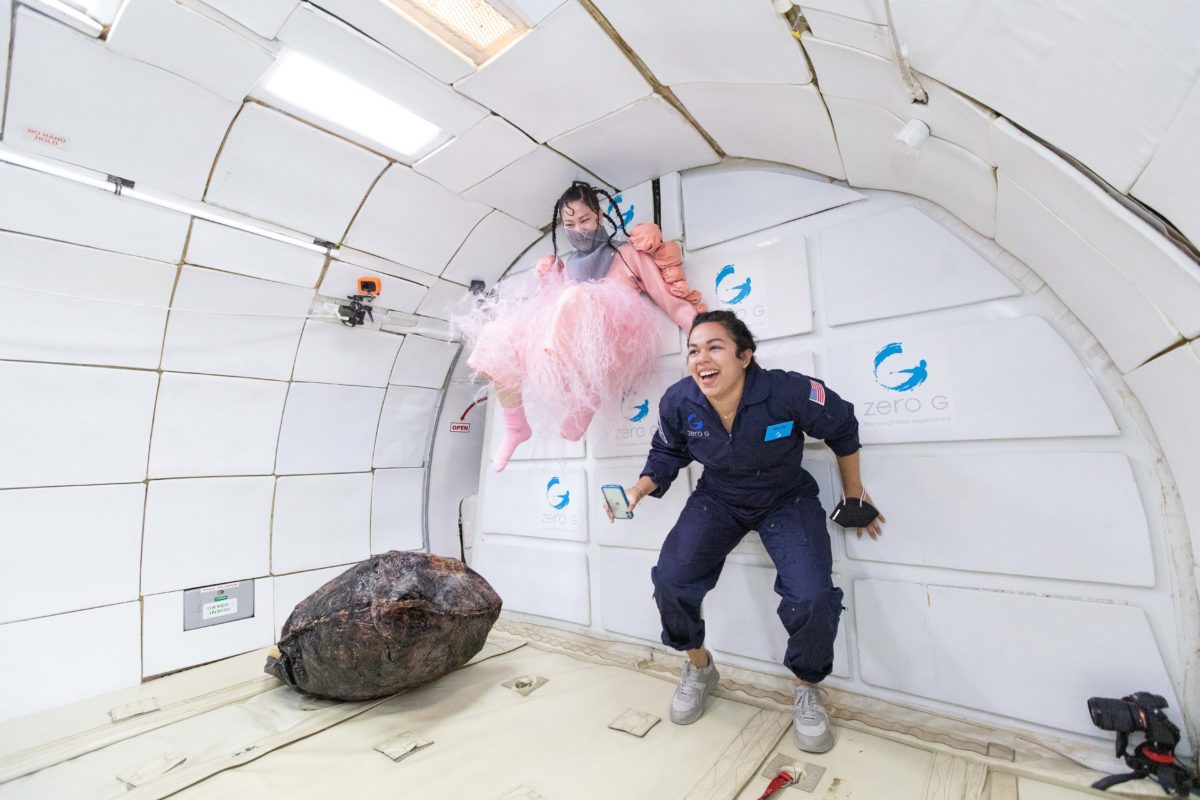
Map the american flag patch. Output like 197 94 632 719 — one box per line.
809 379 826 405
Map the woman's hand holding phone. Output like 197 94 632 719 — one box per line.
604 477 657 523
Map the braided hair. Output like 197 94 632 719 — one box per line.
550 181 630 258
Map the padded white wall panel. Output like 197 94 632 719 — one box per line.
480 465 588 542
0 232 174 368
374 386 442 468
891 0 1200 192
207 104 387 241
0 484 144 624
390 334 459 388
107 0 273 103
658 172 684 243
855 580 1179 736
1127 345 1200 556
802 9 891 58
508 0 565 25
186 220 325 288
441 211 543 287
825 316 1118 444
707 564 849 679
1132 77 1200 247
597 548 662 642
320 260 428 314
0 363 158 489
275 4 486 140
292 321 403 387
6 10 236 199
273 565 349 640
549 96 718 190
681 165 863 251
685 231 813 342
464 147 607 228
455 2 650 143
272 473 372 574
346 166 490 275
593 0 809 85
336 246 439 288
275 383 385 474
142 580 274 677
797 0 885 24
200 0 297 37
845 453 1154 586
415 116 537 194
0 0 8 116
471 540 590 624
149 373 288 478
803 37 995 164
0 164 188 263
142 477 274 595
161 267 314 380
589 460 689 552
414 279 470 320
996 176 1178 373
672 83 845 180
825 97 997 237
588 366 682 459
306 0 474 84
0 603 141 722
372 468 425 553
992 120 1200 339
820 207 1019 326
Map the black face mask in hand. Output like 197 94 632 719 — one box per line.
829 491 880 528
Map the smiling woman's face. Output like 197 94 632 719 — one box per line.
560 199 599 232
687 321 751 402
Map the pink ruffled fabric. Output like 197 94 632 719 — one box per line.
456 269 660 434
628 223 706 316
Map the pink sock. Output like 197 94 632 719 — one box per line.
492 405 532 472
560 405 596 442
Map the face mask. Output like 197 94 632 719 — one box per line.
829 491 880 528
564 224 608 253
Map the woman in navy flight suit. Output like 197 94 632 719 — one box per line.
610 310 885 754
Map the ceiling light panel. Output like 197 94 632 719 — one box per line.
311 0 475 83
385 0 527 63
266 4 487 159
106 0 274 104
4 8 236 199
454 2 649 143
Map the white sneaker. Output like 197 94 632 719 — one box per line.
792 683 834 753
670 653 720 725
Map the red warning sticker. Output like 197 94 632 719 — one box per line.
24 126 70 150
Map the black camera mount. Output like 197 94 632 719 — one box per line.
1088 692 1196 797
337 293 376 328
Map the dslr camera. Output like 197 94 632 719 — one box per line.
1087 692 1194 796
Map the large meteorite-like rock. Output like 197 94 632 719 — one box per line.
265 551 502 700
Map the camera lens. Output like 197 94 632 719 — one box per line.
1088 697 1139 732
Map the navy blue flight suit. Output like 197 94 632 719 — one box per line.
640 361 861 683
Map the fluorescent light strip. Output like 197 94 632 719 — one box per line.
259 51 443 160
21 0 105 37
0 145 333 255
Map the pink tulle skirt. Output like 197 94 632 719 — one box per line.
456 271 661 434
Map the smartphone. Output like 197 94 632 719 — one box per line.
601 484 634 520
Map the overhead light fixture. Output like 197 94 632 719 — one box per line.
384 0 528 64
258 50 445 160
21 0 106 37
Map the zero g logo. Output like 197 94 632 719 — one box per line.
606 194 635 227
545 476 570 510
714 264 752 305
685 412 709 437
873 342 929 392
623 396 650 423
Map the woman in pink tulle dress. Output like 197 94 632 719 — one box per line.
459 181 706 471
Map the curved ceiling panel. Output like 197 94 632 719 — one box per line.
802 7 890 58
591 0 811 85
292 321 403 388
185 219 326 288
463 146 606 228
1132 78 1200 249
206 103 388 241
441 210 541 286
548 96 718 189
199 0 298 38
672 82 845 178
346 164 491 275
890 0 1200 192
106 0 274 104
454 1 650 143
5 8 237 199
414 115 537 194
